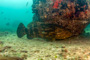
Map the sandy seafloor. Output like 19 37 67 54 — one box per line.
0 31 90 60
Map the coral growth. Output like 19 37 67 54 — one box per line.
17 0 90 40
52 0 63 9
32 0 90 20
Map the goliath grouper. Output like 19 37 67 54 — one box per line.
17 19 89 40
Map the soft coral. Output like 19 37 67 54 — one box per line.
53 0 63 9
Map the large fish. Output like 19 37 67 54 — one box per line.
17 19 89 40
17 21 73 40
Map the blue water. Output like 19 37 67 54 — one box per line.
85 24 90 33
0 0 33 32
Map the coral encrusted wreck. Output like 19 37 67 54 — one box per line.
17 0 90 40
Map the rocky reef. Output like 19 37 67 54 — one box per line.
31 0 90 39
32 0 90 20
17 0 90 40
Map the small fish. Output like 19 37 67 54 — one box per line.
26 2 29 7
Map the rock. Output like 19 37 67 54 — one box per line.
11 50 17 52
34 50 40 53
61 48 68 53
45 55 51 57
4 46 12 49
21 54 28 59
59 46 68 59
0 41 3 44
20 50 28 53
0 48 4 52
17 0 90 40
61 45 66 48
0 46 12 52
0 56 23 60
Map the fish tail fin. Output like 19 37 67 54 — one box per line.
17 23 27 38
